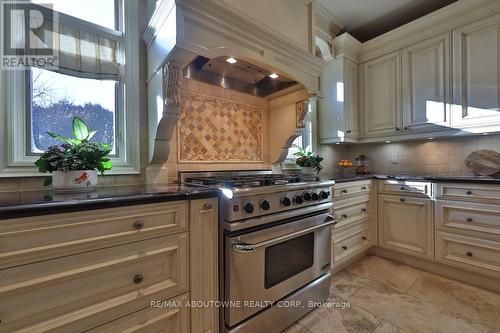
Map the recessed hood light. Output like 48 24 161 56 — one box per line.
226 57 237 64
269 73 279 79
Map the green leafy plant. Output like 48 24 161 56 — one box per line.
293 145 324 174
35 117 113 183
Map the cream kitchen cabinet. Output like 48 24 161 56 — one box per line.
319 57 359 143
189 198 219 333
452 13 500 128
378 194 434 260
362 51 402 138
402 33 451 133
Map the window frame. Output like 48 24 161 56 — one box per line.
0 0 140 177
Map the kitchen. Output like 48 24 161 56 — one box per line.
1 0 500 332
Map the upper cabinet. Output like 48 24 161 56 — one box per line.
362 51 401 138
402 33 451 133
452 13 500 128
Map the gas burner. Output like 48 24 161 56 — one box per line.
184 174 320 188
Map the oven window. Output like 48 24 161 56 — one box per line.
264 232 314 289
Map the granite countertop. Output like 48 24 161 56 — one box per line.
0 184 219 220
332 174 500 184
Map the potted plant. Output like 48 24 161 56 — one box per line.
35 117 113 192
293 145 324 175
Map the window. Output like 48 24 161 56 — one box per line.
30 68 117 154
0 1 140 176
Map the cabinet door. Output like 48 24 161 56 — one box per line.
189 198 219 333
363 51 401 137
402 33 450 132
452 14 500 127
378 194 434 259
345 59 359 139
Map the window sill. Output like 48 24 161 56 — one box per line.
0 165 141 178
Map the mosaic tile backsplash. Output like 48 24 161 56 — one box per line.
178 91 263 162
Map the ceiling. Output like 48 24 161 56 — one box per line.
317 0 458 42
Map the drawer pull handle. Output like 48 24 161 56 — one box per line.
361 186 367 191
466 217 473 222
346 129 352 134
341 214 348 219
342 246 348 250
361 236 367 240
134 220 144 230
203 203 212 210
133 274 144 284
341 189 348 194
400 186 406 190
400 198 405 202
466 251 473 257
361 208 367 212
466 190 473 195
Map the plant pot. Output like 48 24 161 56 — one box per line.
301 166 317 176
52 170 98 193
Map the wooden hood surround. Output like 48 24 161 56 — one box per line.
142 0 327 182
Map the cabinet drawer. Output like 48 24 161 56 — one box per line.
333 225 371 264
0 234 189 333
87 293 190 333
436 232 500 278
436 200 500 239
378 180 432 197
333 180 371 198
436 183 500 203
0 201 187 269
334 200 370 231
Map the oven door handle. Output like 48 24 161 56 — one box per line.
232 216 337 253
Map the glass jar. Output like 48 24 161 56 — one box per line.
355 155 370 174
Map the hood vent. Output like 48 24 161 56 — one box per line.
184 56 299 98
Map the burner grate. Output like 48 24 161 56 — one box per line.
184 174 320 188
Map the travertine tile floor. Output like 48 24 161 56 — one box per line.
284 255 500 333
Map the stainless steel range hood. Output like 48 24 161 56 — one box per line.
184 56 299 98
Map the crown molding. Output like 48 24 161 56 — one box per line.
314 2 343 41
332 32 362 63
143 0 175 50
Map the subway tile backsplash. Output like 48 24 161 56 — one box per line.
320 135 500 178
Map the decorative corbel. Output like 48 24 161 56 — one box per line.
149 61 182 165
296 99 310 128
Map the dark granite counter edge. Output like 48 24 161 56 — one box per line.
0 189 220 220
332 174 500 184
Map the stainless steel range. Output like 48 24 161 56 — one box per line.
181 170 336 333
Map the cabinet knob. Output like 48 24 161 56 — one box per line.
341 214 348 219
466 190 473 195
396 127 401 131
400 198 405 202
134 220 144 230
341 189 348 194
466 217 473 222
361 236 367 240
203 203 212 210
400 186 406 190
346 129 352 134
361 208 367 212
342 246 348 250
361 186 367 191
133 274 144 284
466 251 473 257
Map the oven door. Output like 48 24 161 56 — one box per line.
224 211 335 327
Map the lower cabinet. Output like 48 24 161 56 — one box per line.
87 293 190 333
189 198 219 333
378 194 434 259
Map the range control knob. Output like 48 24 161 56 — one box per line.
281 196 292 207
294 195 304 205
302 192 312 201
311 192 320 201
320 191 330 200
243 202 255 214
260 200 271 211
